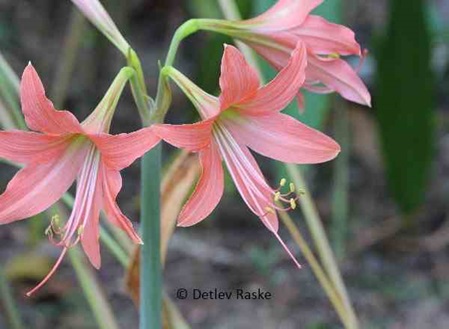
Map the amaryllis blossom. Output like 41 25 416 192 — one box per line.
71 0 130 55
0 64 160 295
202 0 371 107
153 42 340 267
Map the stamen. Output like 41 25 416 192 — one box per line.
274 191 281 202
272 231 302 270
26 248 68 297
328 53 340 59
269 179 304 214
264 206 276 215
290 198 297 210
289 183 296 193
44 226 53 238
30 145 100 296
50 214 64 234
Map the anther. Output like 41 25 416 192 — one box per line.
328 53 340 59
51 214 60 227
289 183 296 193
77 225 85 236
280 178 287 187
45 226 53 237
264 206 276 215
290 198 297 210
274 191 281 202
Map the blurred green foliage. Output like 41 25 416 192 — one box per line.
375 0 434 216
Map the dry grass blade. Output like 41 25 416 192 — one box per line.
160 151 200 264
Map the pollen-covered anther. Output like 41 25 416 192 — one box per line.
274 191 281 202
45 214 66 245
289 183 296 193
271 178 304 212
50 214 64 234
290 198 297 210
264 206 276 215
44 225 53 238
328 53 340 59
63 225 85 248
77 225 85 236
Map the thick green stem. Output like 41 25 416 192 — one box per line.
135 23 206 328
0 270 24 329
140 144 162 329
125 44 163 329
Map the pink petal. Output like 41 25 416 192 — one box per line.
20 64 82 134
80 177 103 269
0 140 89 224
213 124 278 232
224 112 340 164
294 15 361 56
242 0 323 31
218 44 260 110
238 41 307 114
178 142 224 227
0 130 73 165
152 119 215 152
101 165 142 244
306 55 371 106
89 127 160 171
248 40 290 71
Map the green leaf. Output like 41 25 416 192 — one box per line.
375 0 434 215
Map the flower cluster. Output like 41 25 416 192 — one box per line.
0 65 160 295
201 0 371 108
0 0 369 294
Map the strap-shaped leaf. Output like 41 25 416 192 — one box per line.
375 0 434 215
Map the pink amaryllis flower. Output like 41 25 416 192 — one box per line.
153 42 340 267
0 64 160 295
202 0 371 107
